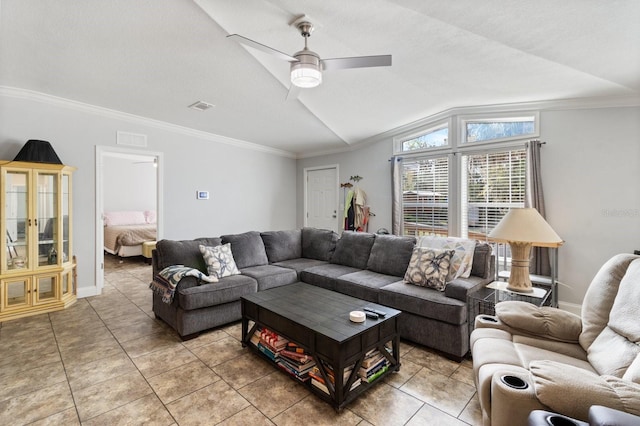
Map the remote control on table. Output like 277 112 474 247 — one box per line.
364 307 386 318
365 311 379 319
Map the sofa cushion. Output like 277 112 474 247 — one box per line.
335 271 402 303
272 258 329 276
177 274 258 310
470 242 492 279
221 231 269 269
156 238 222 272
379 280 467 325
366 234 416 277
200 244 240 279
330 231 376 269
301 227 339 261
261 230 302 263
300 264 361 291
241 265 298 291
403 247 455 291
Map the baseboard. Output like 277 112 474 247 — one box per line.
558 301 581 315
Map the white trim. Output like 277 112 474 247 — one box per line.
77 285 98 299
0 86 295 159
303 164 340 233
94 146 164 296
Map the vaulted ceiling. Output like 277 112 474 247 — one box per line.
1 0 638 157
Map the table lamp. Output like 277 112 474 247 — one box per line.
488 208 563 292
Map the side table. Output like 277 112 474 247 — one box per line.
467 281 552 338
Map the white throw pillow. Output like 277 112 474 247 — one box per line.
199 244 240 279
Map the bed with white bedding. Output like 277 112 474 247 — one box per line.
103 211 156 258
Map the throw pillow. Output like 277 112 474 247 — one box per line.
404 247 455 291
417 236 476 280
199 244 240 279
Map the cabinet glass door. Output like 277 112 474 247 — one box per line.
3 278 30 309
36 172 58 267
36 275 57 302
61 173 70 263
5 171 30 271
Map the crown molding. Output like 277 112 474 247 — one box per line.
0 86 297 159
298 95 640 159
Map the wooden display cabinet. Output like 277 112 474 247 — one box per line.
0 160 76 321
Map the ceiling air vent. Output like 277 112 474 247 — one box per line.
188 101 215 111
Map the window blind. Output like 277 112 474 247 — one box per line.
461 149 526 239
401 156 449 237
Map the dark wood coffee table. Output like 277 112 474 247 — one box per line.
241 282 401 410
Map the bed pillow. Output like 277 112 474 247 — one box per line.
144 210 157 224
104 211 147 226
199 244 240 279
403 247 455 291
417 236 476 280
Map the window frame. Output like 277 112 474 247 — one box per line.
393 118 452 155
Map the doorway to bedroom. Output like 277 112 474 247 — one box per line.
95 146 163 295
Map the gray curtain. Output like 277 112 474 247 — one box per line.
525 140 551 276
391 156 403 235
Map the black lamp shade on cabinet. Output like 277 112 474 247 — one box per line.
13 140 63 164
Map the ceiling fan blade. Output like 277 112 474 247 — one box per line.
285 84 301 101
227 34 298 62
321 55 392 71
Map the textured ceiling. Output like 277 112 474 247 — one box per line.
1 0 639 156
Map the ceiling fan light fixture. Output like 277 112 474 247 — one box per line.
290 50 322 88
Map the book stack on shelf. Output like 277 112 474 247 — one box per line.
358 348 390 384
277 342 316 382
309 361 360 395
250 327 288 362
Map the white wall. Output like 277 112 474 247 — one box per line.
103 156 156 212
298 105 640 309
0 92 298 294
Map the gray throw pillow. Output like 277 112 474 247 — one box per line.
221 231 269 269
330 231 376 269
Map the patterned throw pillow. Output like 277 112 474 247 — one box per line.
417 236 476 280
199 244 240 279
404 247 455 291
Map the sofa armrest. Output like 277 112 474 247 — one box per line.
530 360 640 421
445 274 493 302
495 301 582 342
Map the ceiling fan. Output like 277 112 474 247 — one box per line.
227 17 392 96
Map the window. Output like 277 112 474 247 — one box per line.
394 110 535 240
398 123 449 153
401 156 449 236
461 114 537 144
461 149 526 239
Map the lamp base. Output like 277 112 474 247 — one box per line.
506 242 533 293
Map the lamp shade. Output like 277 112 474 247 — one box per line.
489 208 562 247
13 140 62 164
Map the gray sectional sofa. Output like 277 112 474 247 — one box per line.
151 228 494 360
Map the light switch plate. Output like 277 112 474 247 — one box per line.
196 191 209 200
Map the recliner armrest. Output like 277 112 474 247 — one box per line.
495 301 582 342
530 360 640 421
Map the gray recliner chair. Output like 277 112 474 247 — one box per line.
470 253 640 426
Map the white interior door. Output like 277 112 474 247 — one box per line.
305 166 339 233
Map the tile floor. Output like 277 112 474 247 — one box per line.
0 254 483 425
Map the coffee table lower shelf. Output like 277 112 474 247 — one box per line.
241 283 401 411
